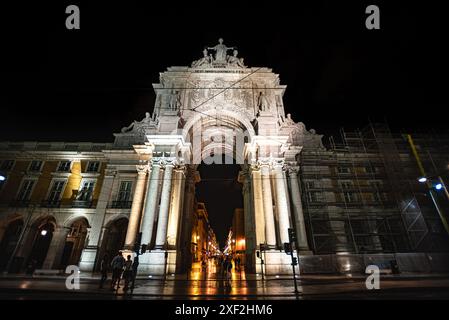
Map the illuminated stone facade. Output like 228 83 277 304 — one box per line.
1 39 448 276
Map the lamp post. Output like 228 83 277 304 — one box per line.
409 134 449 236
417 176 449 235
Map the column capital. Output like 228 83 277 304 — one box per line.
257 157 285 169
136 162 148 175
174 164 186 173
152 157 177 168
287 166 300 177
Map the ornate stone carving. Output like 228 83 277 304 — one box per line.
257 91 270 112
191 38 246 69
121 112 157 134
208 38 234 63
169 90 182 111
227 50 245 68
279 113 325 149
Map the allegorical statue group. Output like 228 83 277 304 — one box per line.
192 38 245 68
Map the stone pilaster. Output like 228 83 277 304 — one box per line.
79 168 116 272
42 226 71 270
287 167 311 253
124 164 148 248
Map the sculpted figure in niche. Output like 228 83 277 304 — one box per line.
121 112 151 133
169 90 182 111
257 91 270 111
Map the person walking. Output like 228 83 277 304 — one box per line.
99 254 109 289
110 251 125 290
226 257 232 287
235 256 241 271
130 256 139 290
123 255 133 291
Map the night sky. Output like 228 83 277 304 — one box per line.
1 1 447 245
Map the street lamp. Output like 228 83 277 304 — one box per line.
418 175 449 235
0 175 6 181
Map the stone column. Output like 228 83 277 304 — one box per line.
42 226 71 269
288 167 311 252
260 162 276 248
154 161 174 249
124 165 148 248
239 166 256 271
251 166 265 246
79 168 116 272
139 161 162 247
178 167 197 272
167 165 186 248
273 162 291 244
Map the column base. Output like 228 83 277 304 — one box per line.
79 246 99 272
137 249 177 276
255 250 298 275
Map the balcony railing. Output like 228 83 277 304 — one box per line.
41 199 61 208
109 200 132 209
71 200 94 208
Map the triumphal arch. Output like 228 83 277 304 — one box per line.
107 39 323 274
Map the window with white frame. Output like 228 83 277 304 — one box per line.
117 181 133 202
17 180 35 201
86 161 100 173
77 180 95 201
48 180 66 202
29 160 43 172
0 160 15 171
57 161 71 172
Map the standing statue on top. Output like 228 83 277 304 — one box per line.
208 38 235 63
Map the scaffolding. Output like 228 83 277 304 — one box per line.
300 122 449 255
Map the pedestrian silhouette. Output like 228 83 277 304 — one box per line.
99 254 109 289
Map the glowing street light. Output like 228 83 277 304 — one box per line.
40 230 48 236
436 183 443 190
0 175 5 181
418 177 427 183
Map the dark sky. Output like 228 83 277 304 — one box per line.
1 1 448 245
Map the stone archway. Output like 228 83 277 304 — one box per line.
25 216 56 270
60 218 90 268
0 218 24 272
118 43 315 275
97 217 128 271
